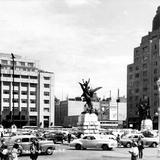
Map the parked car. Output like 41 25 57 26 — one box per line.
5 135 55 155
70 134 117 150
120 133 159 148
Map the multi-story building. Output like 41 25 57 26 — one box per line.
0 53 54 128
127 6 160 129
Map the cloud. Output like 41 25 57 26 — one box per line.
65 0 101 7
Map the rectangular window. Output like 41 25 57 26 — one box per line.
44 92 50 96
30 91 36 95
3 74 11 77
44 108 49 112
3 90 9 94
13 90 19 94
28 63 34 67
129 67 133 72
30 108 37 112
13 99 19 103
20 62 25 66
3 98 9 103
135 73 139 78
129 75 133 79
21 83 28 87
21 91 27 95
30 76 37 79
30 99 36 104
10 61 17 66
3 82 10 86
44 100 49 104
21 99 27 103
30 83 36 87
13 75 20 78
44 77 50 80
44 84 50 88
21 75 29 79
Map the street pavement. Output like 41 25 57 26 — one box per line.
18 143 160 160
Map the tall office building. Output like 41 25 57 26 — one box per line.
127 6 160 129
0 53 54 128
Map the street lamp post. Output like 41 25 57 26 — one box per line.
116 89 120 128
156 78 160 157
11 53 15 125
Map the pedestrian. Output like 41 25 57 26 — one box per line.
11 143 19 160
116 134 120 147
1 145 9 160
137 137 144 159
0 139 7 160
128 142 139 160
67 133 71 144
30 140 39 160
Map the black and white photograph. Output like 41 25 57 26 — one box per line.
0 0 160 160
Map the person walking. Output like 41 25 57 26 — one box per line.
1 145 9 160
0 139 7 160
67 133 71 144
116 134 120 147
11 143 19 160
30 140 39 160
128 142 139 160
137 137 144 159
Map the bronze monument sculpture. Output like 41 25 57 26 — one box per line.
137 97 151 120
79 79 102 114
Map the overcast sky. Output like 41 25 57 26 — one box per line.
0 0 159 100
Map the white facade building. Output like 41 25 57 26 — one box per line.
109 97 127 121
0 53 54 128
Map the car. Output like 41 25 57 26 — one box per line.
5 135 55 155
120 133 159 148
70 134 117 150
43 132 65 144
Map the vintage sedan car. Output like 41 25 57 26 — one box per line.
120 133 159 148
5 135 55 155
43 132 65 144
70 134 117 150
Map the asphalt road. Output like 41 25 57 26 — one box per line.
18 143 160 160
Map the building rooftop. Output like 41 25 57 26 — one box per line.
152 6 160 31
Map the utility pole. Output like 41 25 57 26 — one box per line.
0 64 1 124
11 53 15 125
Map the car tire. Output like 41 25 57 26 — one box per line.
46 148 53 155
126 142 131 148
75 144 82 150
151 142 157 148
102 144 109 150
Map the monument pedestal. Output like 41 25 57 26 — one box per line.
141 119 153 131
77 113 100 134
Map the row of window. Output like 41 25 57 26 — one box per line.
1 60 34 67
3 82 37 87
3 74 51 80
1 66 36 72
3 83 50 88
3 98 50 104
3 90 50 96
128 61 158 72
129 70 158 80
3 74 38 79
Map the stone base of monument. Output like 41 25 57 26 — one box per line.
141 119 153 131
77 113 100 134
